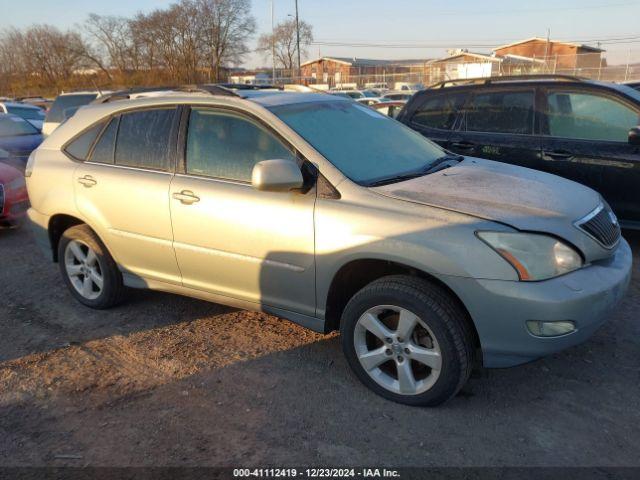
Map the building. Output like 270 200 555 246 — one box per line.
300 57 416 87
493 37 605 70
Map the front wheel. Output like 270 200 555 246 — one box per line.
58 224 126 309
340 275 474 406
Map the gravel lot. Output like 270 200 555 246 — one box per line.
0 225 638 467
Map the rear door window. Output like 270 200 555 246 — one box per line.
64 121 106 161
462 90 535 135
114 108 177 171
411 93 465 130
546 90 640 142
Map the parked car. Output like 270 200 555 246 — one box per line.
0 157 28 226
356 97 382 106
383 91 415 102
0 102 46 130
371 101 406 118
625 81 640 91
26 88 631 406
0 114 43 168
398 75 640 228
43 91 107 136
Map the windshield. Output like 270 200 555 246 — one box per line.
7 106 45 121
45 94 97 123
0 116 39 136
270 100 445 185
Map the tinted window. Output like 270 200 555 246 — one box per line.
45 94 98 123
547 91 640 142
115 108 176 171
186 108 295 182
463 91 534 134
412 94 465 130
89 117 119 164
64 122 106 160
6 106 45 120
0 116 39 137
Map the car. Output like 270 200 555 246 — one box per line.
397 75 640 228
0 114 43 169
356 97 383 106
382 91 415 102
0 157 28 226
624 81 640 91
0 102 46 130
370 101 406 118
43 91 108 136
26 86 631 406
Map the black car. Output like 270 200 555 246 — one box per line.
397 75 640 227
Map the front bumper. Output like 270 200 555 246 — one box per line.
444 239 632 367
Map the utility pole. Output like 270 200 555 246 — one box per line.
271 0 276 84
543 27 550 73
295 0 301 82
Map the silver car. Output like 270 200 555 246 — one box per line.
26 88 632 406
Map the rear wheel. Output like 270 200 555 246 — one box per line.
58 224 126 309
340 275 474 406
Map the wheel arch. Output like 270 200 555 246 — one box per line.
323 258 481 352
48 213 110 263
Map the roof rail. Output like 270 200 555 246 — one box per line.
428 74 587 89
92 84 239 104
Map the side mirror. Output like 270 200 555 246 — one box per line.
251 158 304 192
629 127 640 146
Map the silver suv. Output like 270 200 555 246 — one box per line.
26 88 632 406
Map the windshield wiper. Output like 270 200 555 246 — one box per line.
366 154 463 187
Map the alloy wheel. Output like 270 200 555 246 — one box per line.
64 239 104 300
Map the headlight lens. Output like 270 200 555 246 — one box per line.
478 231 583 281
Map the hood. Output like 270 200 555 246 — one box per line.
371 157 609 260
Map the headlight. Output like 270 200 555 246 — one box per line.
477 231 583 281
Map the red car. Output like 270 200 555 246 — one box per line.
0 160 28 226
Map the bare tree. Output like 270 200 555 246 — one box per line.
84 14 135 75
196 0 256 81
257 19 313 75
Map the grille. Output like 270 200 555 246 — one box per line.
576 204 621 249
0 184 4 216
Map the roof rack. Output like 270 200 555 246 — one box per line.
428 74 587 89
216 83 283 91
92 84 239 104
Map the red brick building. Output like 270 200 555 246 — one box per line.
300 57 415 87
493 37 604 70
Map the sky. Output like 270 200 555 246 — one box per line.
1 0 639 66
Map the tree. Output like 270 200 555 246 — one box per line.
257 18 313 75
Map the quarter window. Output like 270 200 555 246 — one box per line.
547 91 639 142
114 108 176 171
412 94 465 130
64 121 106 161
89 117 119 164
185 108 295 182
463 91 534 135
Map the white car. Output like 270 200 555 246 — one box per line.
382 91 415 102
0 102 45 131
43 91 110 136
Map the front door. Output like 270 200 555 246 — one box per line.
539 87 640 224
450 88 542 170
74 107 182 285
404 91 467 149
169 106 316 315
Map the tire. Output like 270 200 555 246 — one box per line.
58 224 126 309
340 275 474 407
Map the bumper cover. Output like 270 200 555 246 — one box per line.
26 207 52 259
444 238 632 367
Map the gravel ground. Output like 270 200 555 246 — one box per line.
0 225 638 467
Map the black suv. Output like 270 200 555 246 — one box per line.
397 75 640 227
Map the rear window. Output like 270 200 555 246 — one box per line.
45 94 98 123
6 106 45 121
0 116 39 137
462 90 534 135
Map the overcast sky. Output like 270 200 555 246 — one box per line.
1 0 639 66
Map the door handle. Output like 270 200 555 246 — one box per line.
77 175 97 187
172 190 200 205
450 141 475 150
543 150 574 160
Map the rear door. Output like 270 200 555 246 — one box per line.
539 86 640 224
73 107 182 285
450 87 541 170
404 91 467 149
